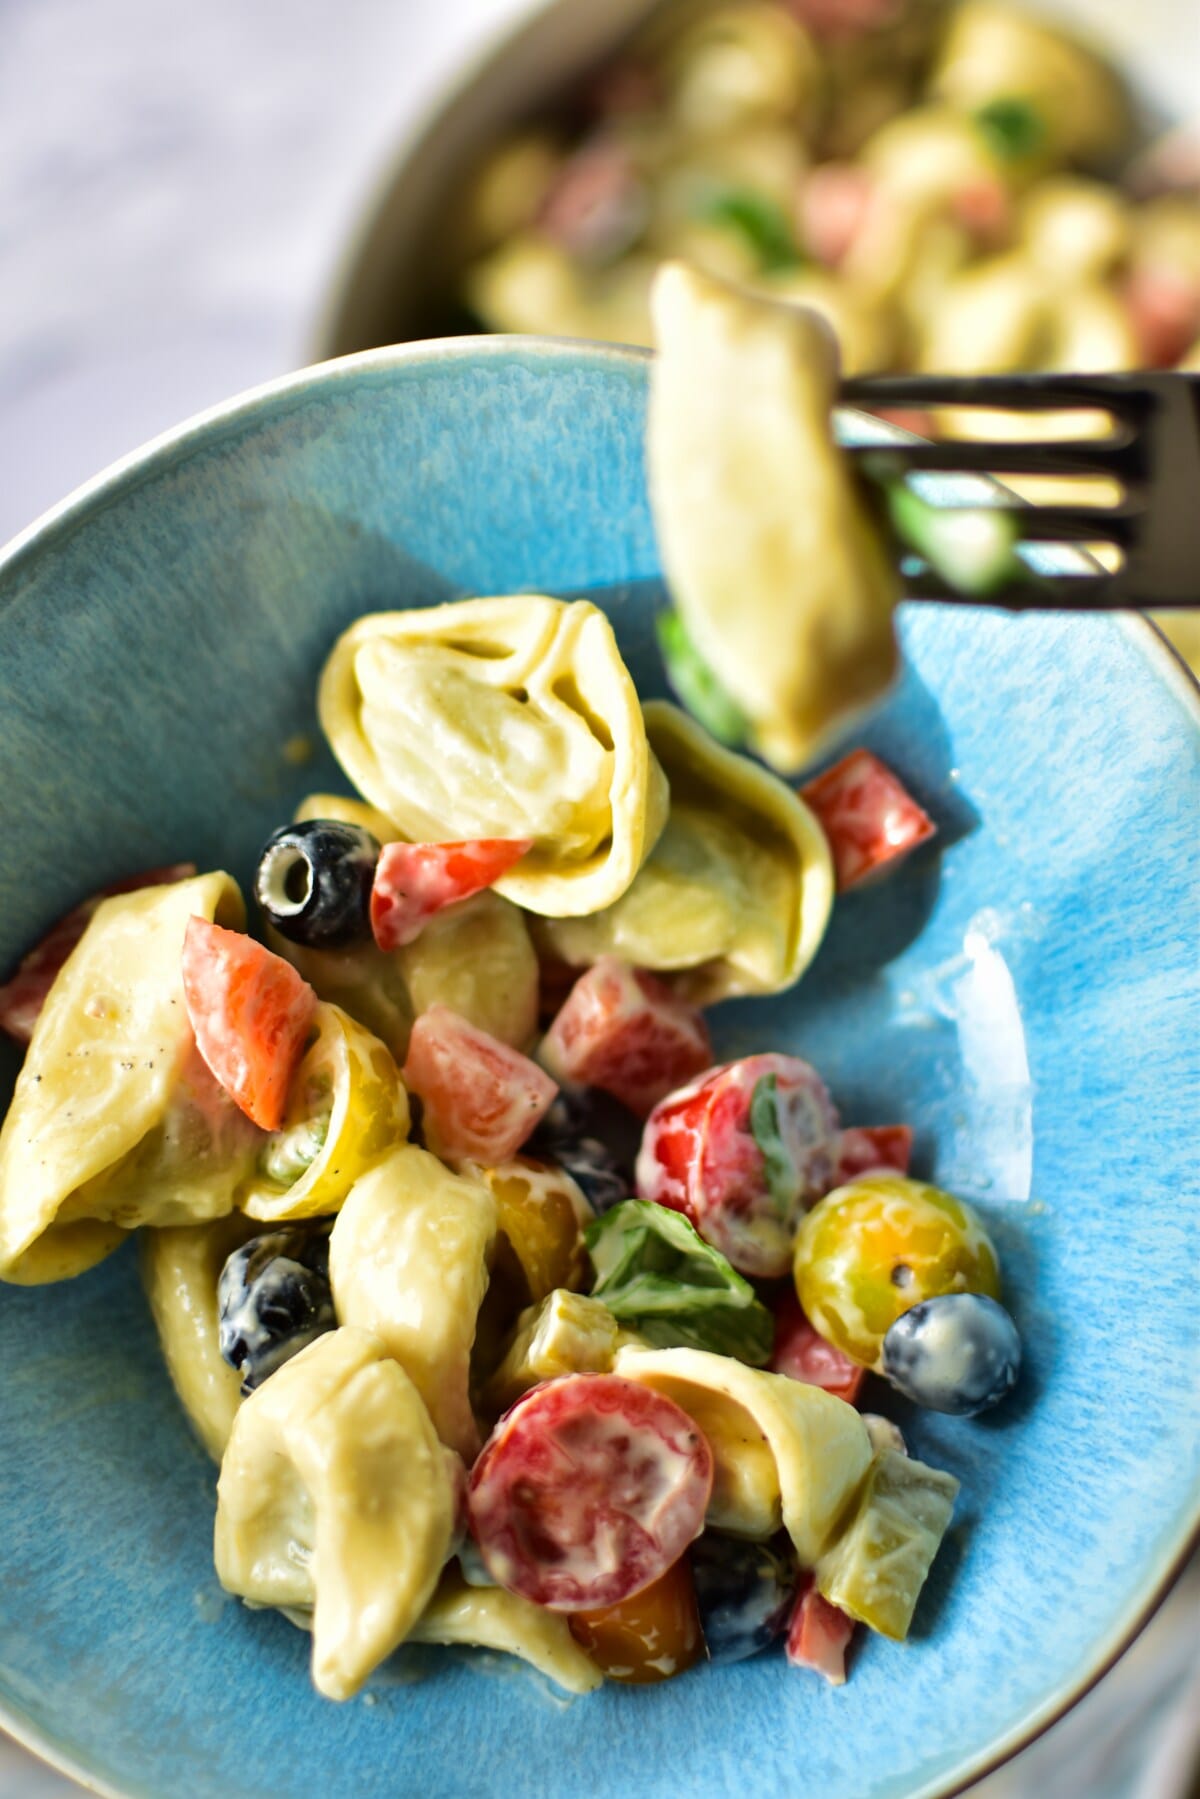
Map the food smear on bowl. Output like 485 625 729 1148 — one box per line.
0 291 1021 1704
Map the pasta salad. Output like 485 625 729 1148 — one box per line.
0 272 1023 1703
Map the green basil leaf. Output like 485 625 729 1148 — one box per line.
973 97 1047 163
656 609 750 748
749 1073 797 1219
697 187 804 273
585 1198 774 1366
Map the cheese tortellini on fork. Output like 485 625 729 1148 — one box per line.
318 594 669 916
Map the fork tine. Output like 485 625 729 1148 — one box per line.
840 373 1146 416
1009 507 1141 545
899 563 1125 609
846 440 1136 477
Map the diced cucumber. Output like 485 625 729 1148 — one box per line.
816 1448 959 1640
656 609 750 748
887 481 1023 596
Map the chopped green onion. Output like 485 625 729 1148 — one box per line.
586 1199 774 1366
973 97 1047 163
698 187 804 273
885 481 1023 596
656 609 750 747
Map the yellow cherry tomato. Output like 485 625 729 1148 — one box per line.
793 1174 1001 1370
569 1560 704 1685
241 1002 409 1221
474 1157 589 1303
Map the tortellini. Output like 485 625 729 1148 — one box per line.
239 1002 409 1224
409 1568 602 1695
534 700 833 1004
0 872 251 1284
214 1326 458 1701
614 1343 872 1565
648 261 899 772
140 1212 260 1461
329 1145 497 1461
318 595 669 916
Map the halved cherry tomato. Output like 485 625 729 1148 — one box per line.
539 958 712 1119
832 1124 913 1186
635 1054 839 1278
403 1003 557 1163
370 839 531 952
181 917 317 1131
0 863 197 1046
472 1157 588 1302
569 1558 704 1684
801 750 935 891
770 1288 865 1405
468 1373 713 1611
786 1575 856 1685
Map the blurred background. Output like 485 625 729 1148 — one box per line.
0 0 1196 1793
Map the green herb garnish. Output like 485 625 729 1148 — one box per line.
586 1199 774 1366
973 97 1047 163
749 1074 798 1219
698 187 804 273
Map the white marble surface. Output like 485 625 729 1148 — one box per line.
0 1 1196 1795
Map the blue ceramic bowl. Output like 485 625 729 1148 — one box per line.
0 340 1197 1799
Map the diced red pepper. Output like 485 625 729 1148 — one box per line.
831 1124 913 1187
181 918 317 1131
370 839 531 952
0 863 197 1046
770 1289 866 1404
539 958 712 1120
786 1576 856 1685
799 163 874 267
1123 265 1200 369
801 749 935 891
404 1003 558 1164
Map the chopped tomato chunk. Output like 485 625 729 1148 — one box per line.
540 958 712 1119
403 1003 557 1163
570 1558 705 1684
0 863 197 1046
370 838 531 952
800 163 874 267
181 917 316 1131
770 1289 865 1404
832 1124 913 1186
786 1576 856 1685
801 749 935 891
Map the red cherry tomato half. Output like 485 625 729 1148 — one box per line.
181 917 316 1131
786 1575 856 1685
468 1373 714 1612
801 749 935 892
0 864 197 1047
370 838 531 952
770 1289 866 1405
540 957 712 1119
635 1053 839 1278
832 1124 913 1187
569 1557 705 1684
403 1003 557 1163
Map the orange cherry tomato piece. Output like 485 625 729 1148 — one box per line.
569 1558 705 1685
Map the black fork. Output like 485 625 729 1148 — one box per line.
840 372 1200 610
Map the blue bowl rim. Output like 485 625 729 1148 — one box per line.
0 333 1197 1799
